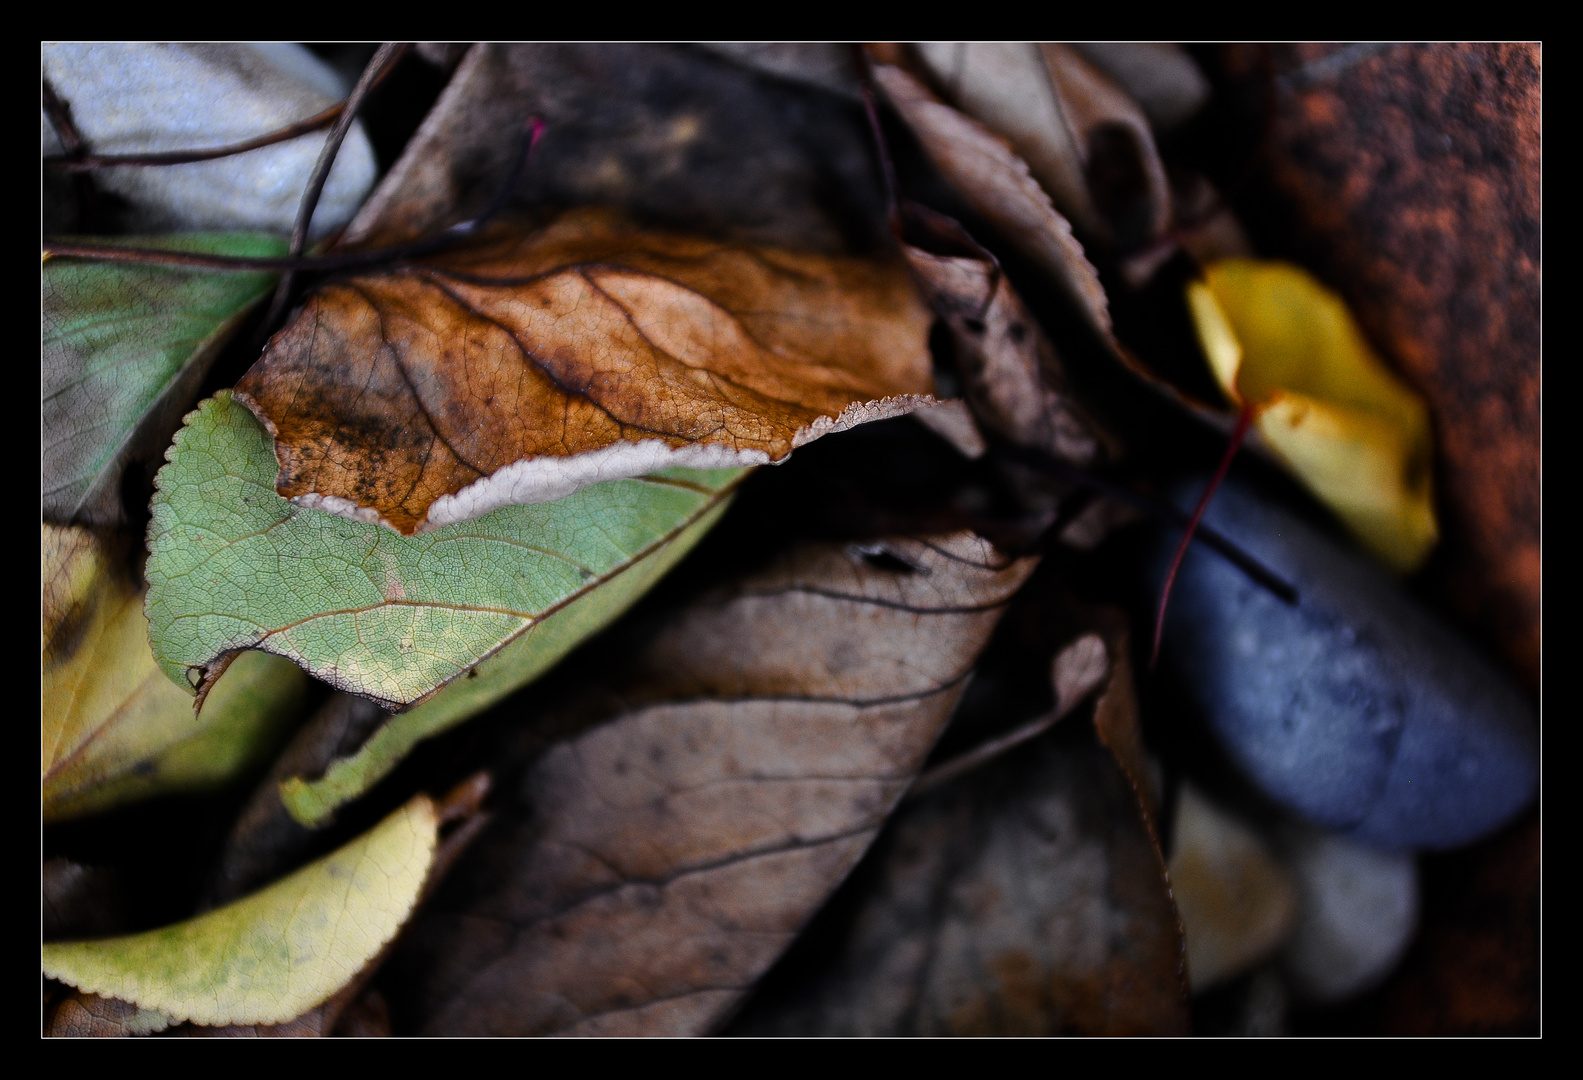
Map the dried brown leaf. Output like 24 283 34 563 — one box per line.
728 722 1189 1036
345 44 887 254
237 210 932 534
897 207 1107 465
871 62 1116 350
1036 44 1172 251
387 533 1035 1035
45 992 170 1037
729 598 1186 1036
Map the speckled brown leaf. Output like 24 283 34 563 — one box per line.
237 209 932 534
1212 43 1540 685
728 609 1187 1036
386 533 1035 1036
728 722 1189 1036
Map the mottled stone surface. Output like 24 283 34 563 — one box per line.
1155 477 1536 850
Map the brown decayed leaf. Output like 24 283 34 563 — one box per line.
1072 44 1211 133
728 724 1189 1036
1036 44 1172 251
385 533 1035 1035
870 62 1116 349
898 207 1106 466
727 597 1187 1036
344 44 888 254
1214 43 1540 686
237 209 933 534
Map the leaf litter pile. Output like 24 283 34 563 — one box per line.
41 44 1540 1037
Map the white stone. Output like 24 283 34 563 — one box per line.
42 43 375 238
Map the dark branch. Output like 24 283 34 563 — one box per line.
263 43 411 337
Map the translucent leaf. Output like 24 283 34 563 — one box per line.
42 233 284 527
42 523 308 822
1187 258 1438 572
42 796 436 1027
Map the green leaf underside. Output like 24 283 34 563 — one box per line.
147 390 745 708
42 796 436 1027
42 234 285 523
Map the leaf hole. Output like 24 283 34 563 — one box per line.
851 543 926 576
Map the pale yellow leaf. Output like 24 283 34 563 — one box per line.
42 796 437 1027
1187 259 1438 572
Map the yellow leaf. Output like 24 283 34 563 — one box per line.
42 796 437 1027
1187 259 1437 572
41 524 307 821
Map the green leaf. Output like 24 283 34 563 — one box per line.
42 524 309 822
277 491 728 826
42 233 285 526
42 796 437 1027
146 393 744 815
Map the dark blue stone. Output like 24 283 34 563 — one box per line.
1153 477 1536 850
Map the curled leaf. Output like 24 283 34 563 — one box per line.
42 523 307 821
898 207 1108 465
909 43 1170 251
1187 258 1439 572
42 232 283 527
42 795 437 1027
237 209 933 534
147 392 743 712
872 62 1115 351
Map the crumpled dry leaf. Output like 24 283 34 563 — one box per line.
44 991 171 1037
42 523 308 821
1071 44 1211 133
724 591 1187 1036
236 209 933 534
42 795 437 1028
695 43 860 99
909 43 1170 252
386 532 1034 1035
897 205 1106 467
872 62 1116 353
42 233 283 528
1188 258 1438 572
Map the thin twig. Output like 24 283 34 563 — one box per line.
42 117 545 276
41 76 98 228
1150 402 1257 668
262 43 410 336
42 54 407 172
992 437 1298 607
